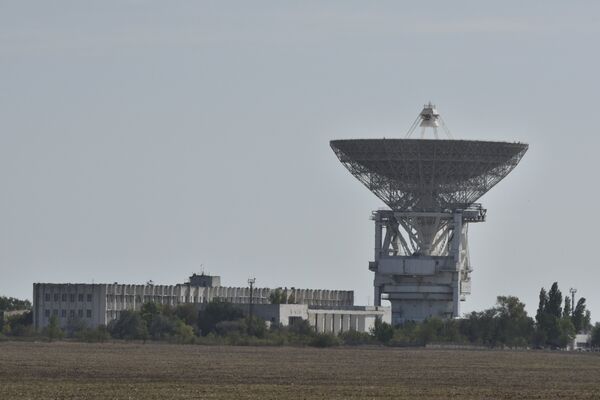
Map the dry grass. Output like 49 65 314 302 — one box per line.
1 341 600 399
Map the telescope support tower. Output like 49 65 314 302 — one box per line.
370 205 485 323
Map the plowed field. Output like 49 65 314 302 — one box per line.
1 341 599 399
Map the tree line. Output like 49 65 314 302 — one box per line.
2 283 600 349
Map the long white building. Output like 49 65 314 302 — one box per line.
33 274 389 333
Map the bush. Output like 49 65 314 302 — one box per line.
173 320 196 344
215 319 247 336
310 333 340 348
339 330 373 346
288 319 314 336
245 316 267 338
2 311 34 337
9 323 35 337
78 325 110 343
43 315 64 341
65 317 87 338
265 324 313 346
414 318 466 346
371 317 394 344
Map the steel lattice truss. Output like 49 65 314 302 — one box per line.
331 139 528 211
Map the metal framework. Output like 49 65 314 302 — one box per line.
330 138 528 211
330 104 528 323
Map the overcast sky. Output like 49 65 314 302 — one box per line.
1 1 599 318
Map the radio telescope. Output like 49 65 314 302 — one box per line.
331 104 528 323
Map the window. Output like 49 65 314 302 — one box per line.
78 294 84 302
61 310 66 318
86 309 92 318
69 310 75 318
87 294 92 302
78 309 83 318
53 294 59 301
61 294 67 302
44 309 50 317
70 294 75 302
45 293 50 301
52 309 58 316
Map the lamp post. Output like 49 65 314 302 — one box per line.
570 288 577 316
248 278 256 319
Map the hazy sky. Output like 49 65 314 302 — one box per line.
2 1 599 318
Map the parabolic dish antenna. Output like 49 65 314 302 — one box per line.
330 138 528 211
330 103 529 323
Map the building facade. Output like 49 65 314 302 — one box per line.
236 303 390 334
32 275 359 331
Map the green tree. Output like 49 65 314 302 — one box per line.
288 319 314 336
535 288 548 325
562 296 571 318
44 315 64 341
0 296 31 311
415 318 444 345
174 303 199 327
546 283 562 319
173 320 195 344
197 300 244 336
572 298 588 333
534 282 580 348
140 302 161 327
583 310 592 332
494 296 534 347
148 314 177 340
459 297 532 348
460 310 493 345
268 289 288 304
245 316 267 338
215 319 246 336
2 311 33 337
371 317 394 344
108 311 148 340
591 323 600 348
65 317 87 338
533 288 549 347
557 317 576 348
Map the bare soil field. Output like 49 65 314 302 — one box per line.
1 341 599 399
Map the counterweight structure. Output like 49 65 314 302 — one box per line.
331 104 528 323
